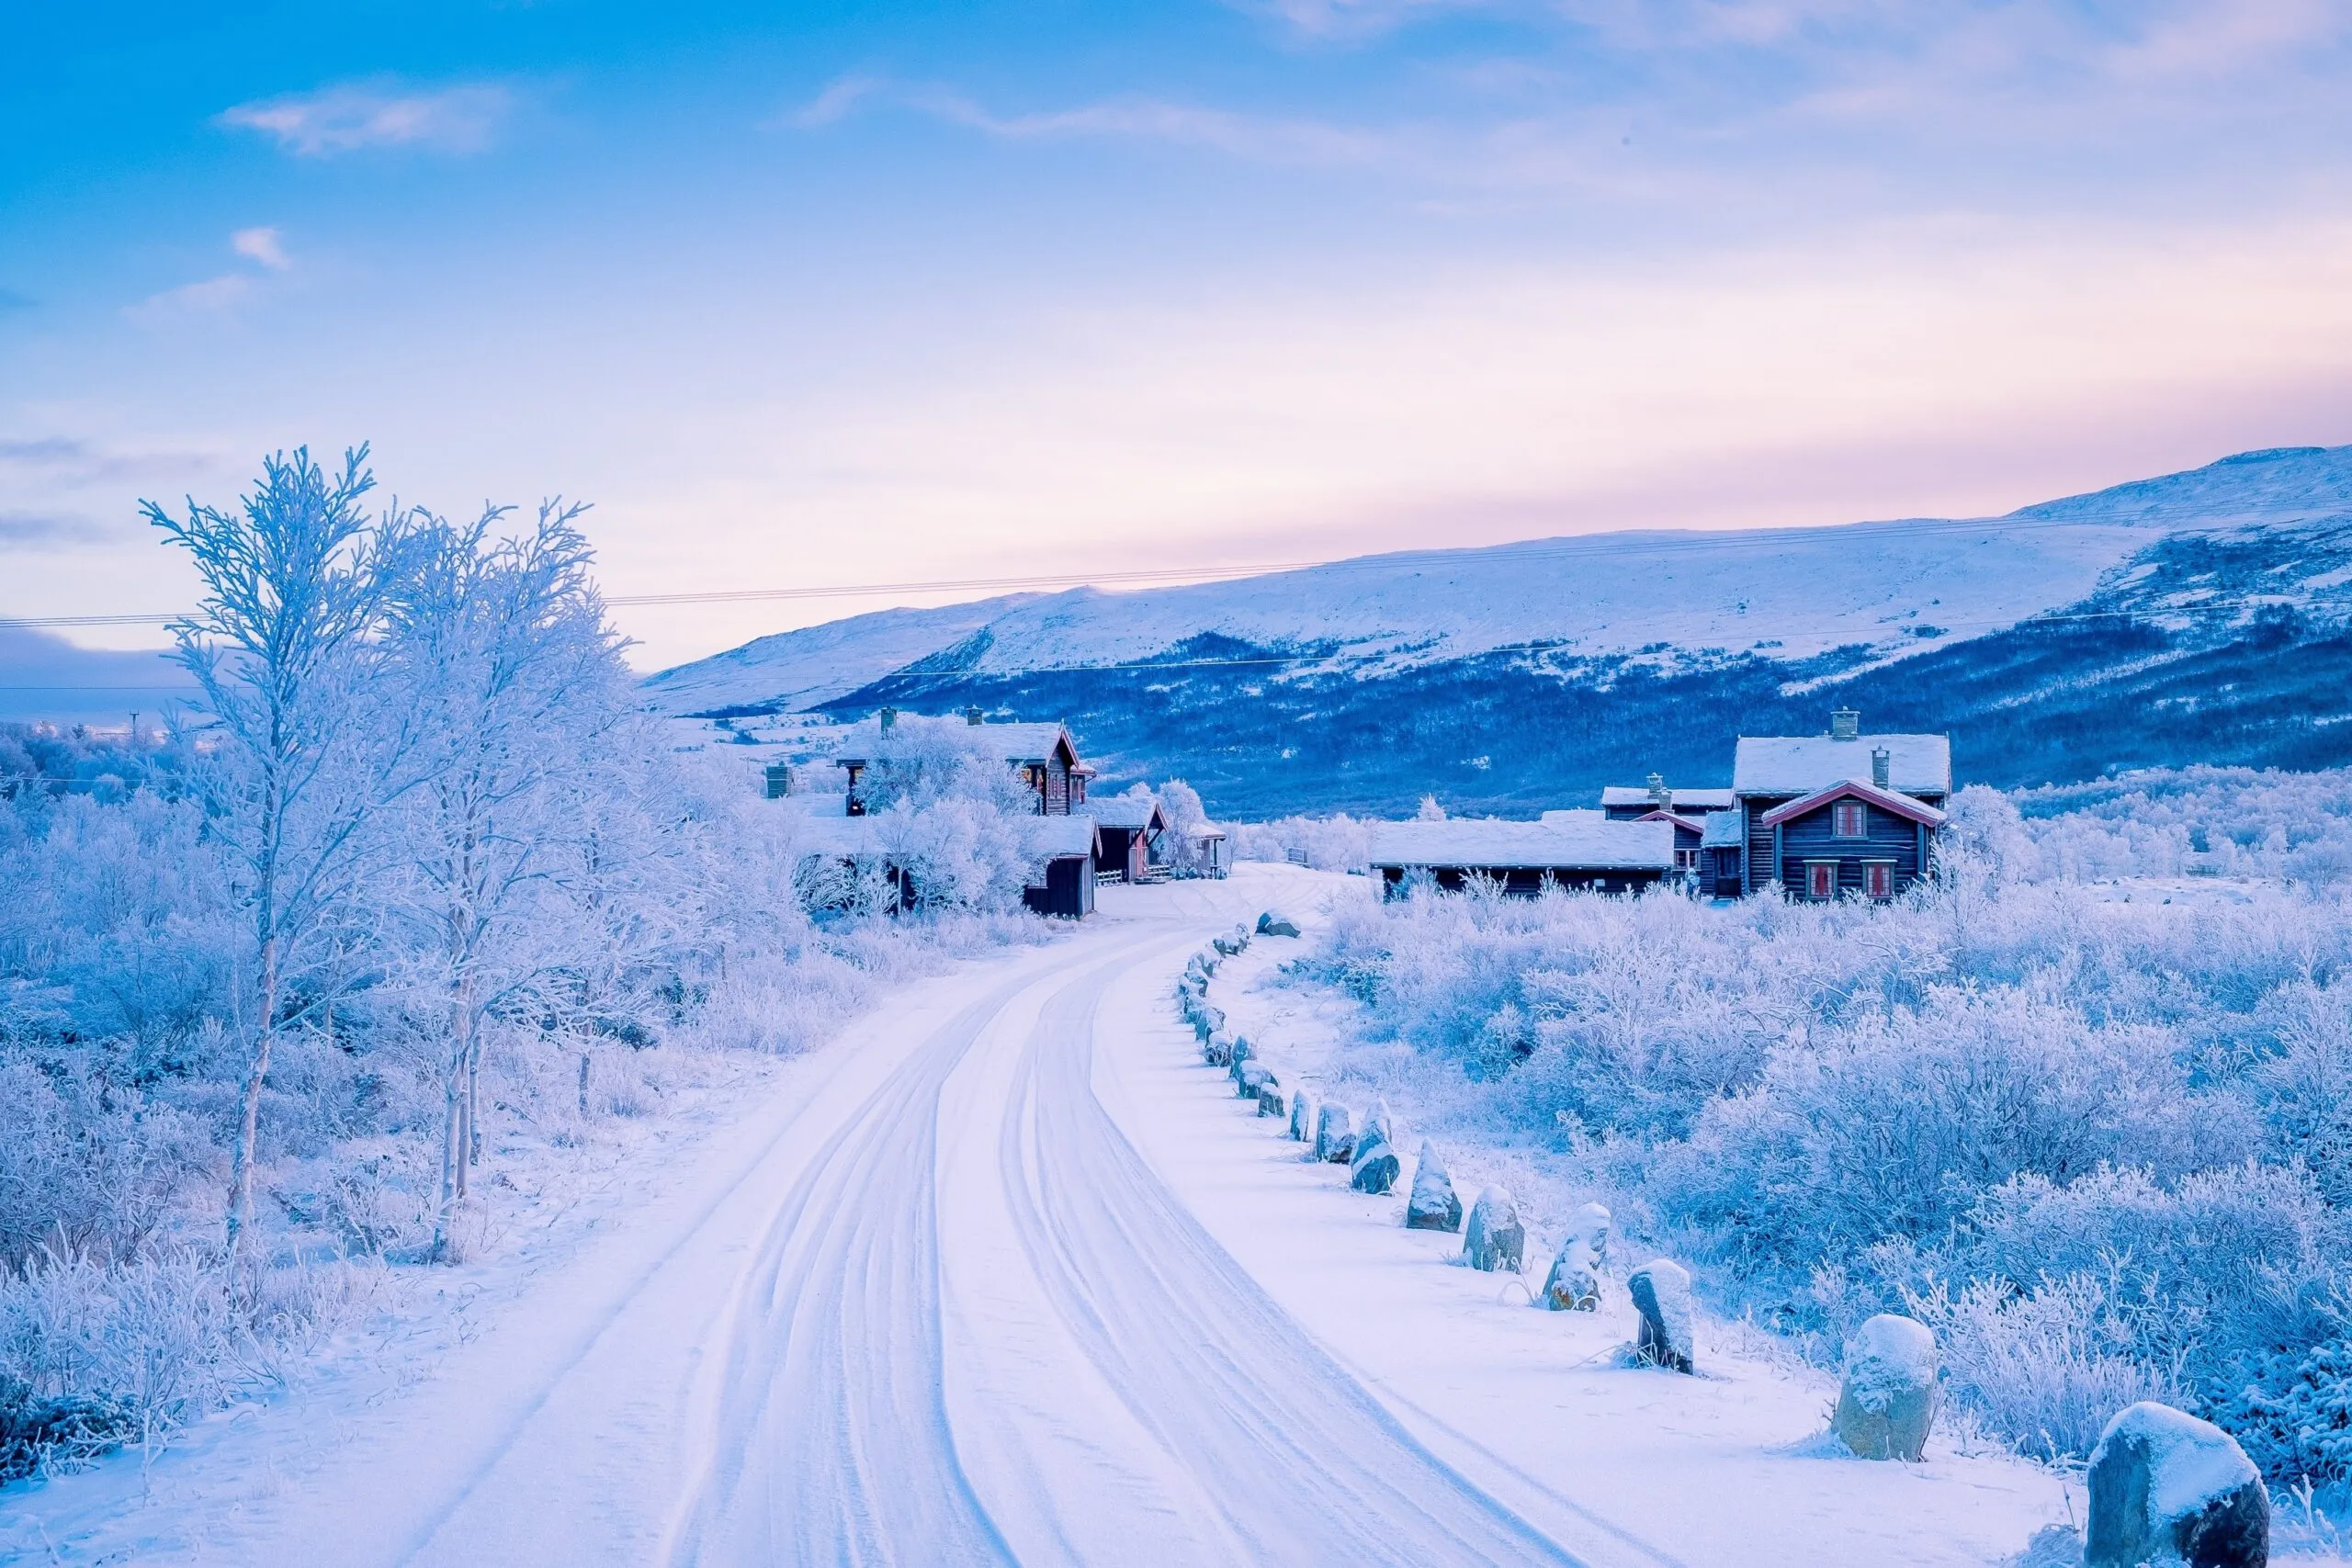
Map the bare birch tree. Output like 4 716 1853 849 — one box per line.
144 447 413 1253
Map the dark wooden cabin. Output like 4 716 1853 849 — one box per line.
837 710 1093 817
1730 709 1951 899
1086 795 1167 884
1368 815 1674 899
1023 817 1101 919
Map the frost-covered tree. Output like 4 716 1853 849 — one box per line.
1155 779 1210 874
143 448 416 1251
380 501 636 1259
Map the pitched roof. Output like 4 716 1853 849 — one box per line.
1701 810 1746 849
1597 786 1736 810
833 716 1081 769
1757 777 1951 829
1086 795 1166 831
1733 733 1951 797
1038 816 1102 859
1368 816 1674 872
1634 808 1708 836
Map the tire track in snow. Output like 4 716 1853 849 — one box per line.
661 967 1045 1567
995 942 1589 1566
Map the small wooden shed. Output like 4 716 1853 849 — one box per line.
1368 814 1673 899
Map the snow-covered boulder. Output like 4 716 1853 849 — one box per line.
1314 1103 1356 1163
1359 1098 1395 1155
1205 1032 1235 1067
1193 1005 1224 1044
1627 1259 1695 1373
1464 1186 1524 1272
1257 1082 1287 1117
1832 1314 1939 1461
1541 1201 1611 1311
1349 1134 1399 1194
1256 911 1301 938
1227 1036 1255 1087
1406 1142 1463 1232
1238 1062 1272 1099
1288 1094 1315 1142
2085 1403 2267 1568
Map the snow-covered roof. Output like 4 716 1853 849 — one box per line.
1701 810 1746 849
1086 795 1165 831
1757 778 1949 829
1733 733 1951 797
1037 817 1101 859
1193 820 1227 840
1635 809 1708 836
834 716 1081 769
1598 786 1735 810
1368 817 1673 872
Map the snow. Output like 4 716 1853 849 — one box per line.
2095 1402 2261 1525
1844 1314 1939 1410
1732 733 1952 795
643 447 2352 718
1367 817 1674 872
0 863 2253 1566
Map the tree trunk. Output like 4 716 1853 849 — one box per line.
431 981 478 1263
225 934 281 1254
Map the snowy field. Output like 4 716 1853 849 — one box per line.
9 863 2273 1567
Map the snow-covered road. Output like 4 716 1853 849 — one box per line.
6 867 2071 1566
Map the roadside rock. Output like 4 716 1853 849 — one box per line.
1257 1082 1287 1117
1359 1099 1395 1154
1238 1063 1272 1099
1205 1032 1234 1067
1628 1259 1695 1373
1464 1186 1524 1272
2086 1403 2267 1568
1833 1314 1939 1461
1349 1134 1399 1194
1314 1103 1356 1164
1289 1094 1315 1142
1405 1142 1463 1232
1541 1202 1611 1311
1256 911 1302 938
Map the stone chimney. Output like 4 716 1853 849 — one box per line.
1831 707 1860 741
1871 747 1891 789
965 705 985 726
879 706 898 731
1647 772 1670 808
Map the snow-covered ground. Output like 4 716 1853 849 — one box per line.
7 863 2300 1566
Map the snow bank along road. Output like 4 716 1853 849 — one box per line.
6 865 2068 1566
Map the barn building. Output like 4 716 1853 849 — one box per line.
1368 814 1674 899
1725 709 1950 900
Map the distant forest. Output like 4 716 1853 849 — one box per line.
809 607 2352 818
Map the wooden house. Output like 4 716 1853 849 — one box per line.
1192 820 1231 877
1024 816 1101 919
1368 814 1673 899
1595 776 1736 882
836 709 1093 817
1729 708 1951 900
1086 795 1167 884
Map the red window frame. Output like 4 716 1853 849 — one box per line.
1833 800 1866 838
1865 863 1894 898
1807 862 1837 899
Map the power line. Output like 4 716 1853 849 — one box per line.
7 499 2343 632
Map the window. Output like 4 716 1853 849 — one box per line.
1674 848 1698 871
1806 862 1838 899
1865 862 1894 898
1833 800 1866 838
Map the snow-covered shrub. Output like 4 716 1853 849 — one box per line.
1294 784 2352 1474
1232 813 1374 871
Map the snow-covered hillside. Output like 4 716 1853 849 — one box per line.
647 445 2352 716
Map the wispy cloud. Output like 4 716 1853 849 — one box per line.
232 226 291 271
126 273 253 323
0 511 101 548
220 80 512 156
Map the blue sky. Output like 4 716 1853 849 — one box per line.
6 0 2352 678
